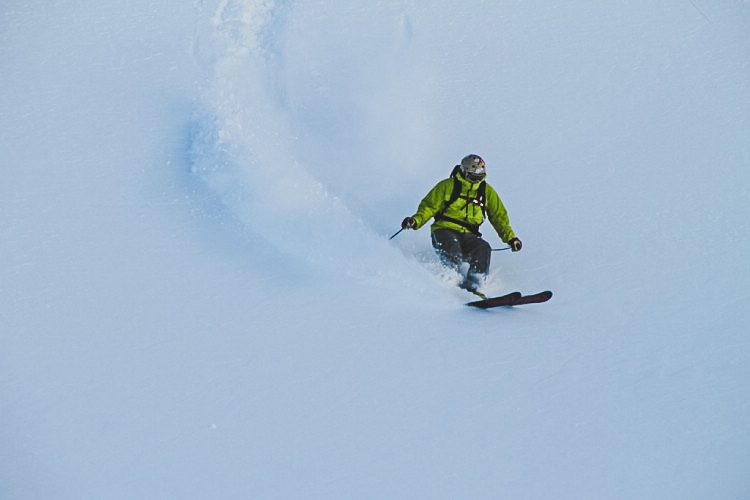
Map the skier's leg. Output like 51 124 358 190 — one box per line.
462 235 491 274
431 229 463 271
461 235 492 289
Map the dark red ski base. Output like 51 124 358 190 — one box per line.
467 290 553 309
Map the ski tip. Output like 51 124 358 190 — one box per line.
512 290 553 305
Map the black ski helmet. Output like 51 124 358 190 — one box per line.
460 154 486 182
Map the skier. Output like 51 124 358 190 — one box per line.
400 154 522 294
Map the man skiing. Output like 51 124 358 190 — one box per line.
400 154 522 295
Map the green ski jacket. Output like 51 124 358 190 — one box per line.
412 172 516 243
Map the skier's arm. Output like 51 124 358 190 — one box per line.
485 185 516 243
411 180 451 230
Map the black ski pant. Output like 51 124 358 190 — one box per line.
431 228 491 278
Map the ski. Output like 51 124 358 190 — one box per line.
466 290 552 309
466 291 522 308
513 290 553 306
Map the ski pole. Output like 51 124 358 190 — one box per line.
389 228 404 240
492 246 511 252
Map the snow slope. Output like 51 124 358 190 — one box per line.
2 0 750 498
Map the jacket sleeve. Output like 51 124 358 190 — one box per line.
484 184 516 243
412 179 451 229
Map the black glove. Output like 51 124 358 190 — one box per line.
508 237 522 252
401 216 417 229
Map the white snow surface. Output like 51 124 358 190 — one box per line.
2 1 750 498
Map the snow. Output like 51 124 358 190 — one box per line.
2 0 749 498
